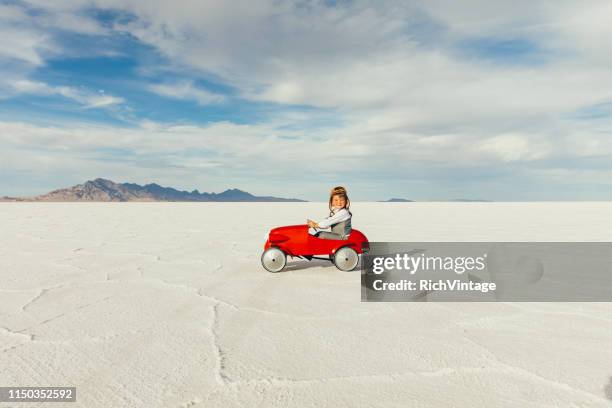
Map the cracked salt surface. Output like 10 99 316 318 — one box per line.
1 202 612 407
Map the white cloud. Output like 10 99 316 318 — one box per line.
0 2 121 112
0 26 52 65
148 81 224 105
474 134 550 162
4 79 124 108
0 2 106 67
1 117 611 196
0 4 29 22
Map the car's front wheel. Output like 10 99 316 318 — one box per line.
261 247 287 273
333 247 359 271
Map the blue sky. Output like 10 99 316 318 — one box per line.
1 1 612 200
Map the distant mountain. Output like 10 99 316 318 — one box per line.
380 198 414 202
0 179 306 202
374 198 492 202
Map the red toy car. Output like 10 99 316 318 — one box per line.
261 224 369 272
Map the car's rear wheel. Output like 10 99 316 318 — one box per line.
333 247 359 271
261 247 287 273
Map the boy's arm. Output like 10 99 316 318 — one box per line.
317 209 349 229
307 219 319 228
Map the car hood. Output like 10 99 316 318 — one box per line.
269 224 307 235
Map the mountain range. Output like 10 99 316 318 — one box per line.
0 179 305 202
380 198 414 202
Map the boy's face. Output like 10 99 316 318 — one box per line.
332 195 346 208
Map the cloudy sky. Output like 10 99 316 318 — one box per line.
1 0 612 201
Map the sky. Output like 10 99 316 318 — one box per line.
1 0 612 201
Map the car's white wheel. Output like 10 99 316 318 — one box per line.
261 247 287 273
334 247 359 271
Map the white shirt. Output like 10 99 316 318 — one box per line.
317 208 351 229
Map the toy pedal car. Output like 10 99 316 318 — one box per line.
261 224 369 272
